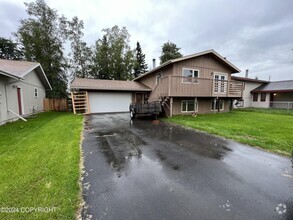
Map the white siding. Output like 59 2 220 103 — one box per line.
242 81 264 108
251 93 270 108
0 70 46 124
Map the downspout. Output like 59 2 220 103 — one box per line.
8 109 27 122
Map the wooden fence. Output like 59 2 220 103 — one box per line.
44 98 69 112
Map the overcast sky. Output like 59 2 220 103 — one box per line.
1 0 293 81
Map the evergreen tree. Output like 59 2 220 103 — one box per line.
159 41 183 64
0 37 24 60
133 41 148 77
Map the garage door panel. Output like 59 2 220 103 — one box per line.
89 92 132 113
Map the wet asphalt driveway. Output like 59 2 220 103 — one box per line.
81 113 293 220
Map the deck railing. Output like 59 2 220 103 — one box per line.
158 76 243 98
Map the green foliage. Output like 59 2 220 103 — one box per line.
0 112 83 219
0 37 24 60
166 110 293 156
159 41 183 64
92 25 134 80
15 0 68 98
133 41 148 77
66 16 93 79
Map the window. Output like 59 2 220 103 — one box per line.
181 100 197 112
182 68 199 83
253 93 258 102
260 93 266 102
34 88 38 98
211 100 224 111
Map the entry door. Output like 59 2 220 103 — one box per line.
17 88 23 115
214 73 227 93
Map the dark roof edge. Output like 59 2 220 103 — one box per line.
232 76 269 83
70 86 152 92
251 89 293 93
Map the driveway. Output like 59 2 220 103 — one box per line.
81 113 293 220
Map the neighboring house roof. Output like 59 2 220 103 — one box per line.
0 59 52 90
252 80 293 93
134 49 241 81
0 69 22 80
71 78 152 92
231 76 269 83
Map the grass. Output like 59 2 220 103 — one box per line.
0 112 83 220
166 109 293 156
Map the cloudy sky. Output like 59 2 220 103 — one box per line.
1 0 293 81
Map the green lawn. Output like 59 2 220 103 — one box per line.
0 112 83 219
166 109 293 156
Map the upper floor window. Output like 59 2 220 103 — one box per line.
253 93 258 102
182 68 199 83
260 93 266 102
34 88 38 99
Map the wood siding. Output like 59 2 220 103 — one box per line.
172 54 234 79
159 76 243 98
172 97 231 115
136 54 242 99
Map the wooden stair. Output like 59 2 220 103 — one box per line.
161 96 171 117
71 91 90 114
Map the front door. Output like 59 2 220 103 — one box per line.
17 87 23 115
214 73 227 93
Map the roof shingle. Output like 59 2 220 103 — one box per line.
252 80 293 92
71 78 151 91
0 59 39 77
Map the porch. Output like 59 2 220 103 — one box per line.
157 76 243 98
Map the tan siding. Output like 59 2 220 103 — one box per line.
137 65 173 90
172 54 233 80
172 97 230 115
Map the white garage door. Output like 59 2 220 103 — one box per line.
88 92 132 113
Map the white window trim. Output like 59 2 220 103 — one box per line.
181 98 198 113
211 100 224 111
182 68 200 84
34 87 38 99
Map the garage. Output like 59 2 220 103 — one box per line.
88 92 132 113
70 78 151 114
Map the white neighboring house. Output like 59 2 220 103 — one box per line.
250 80 293 109
232 76 269 108
0 59 52 124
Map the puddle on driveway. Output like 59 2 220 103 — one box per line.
131 118 233 161
95 129 145 176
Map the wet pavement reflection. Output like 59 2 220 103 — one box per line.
82 113 293 220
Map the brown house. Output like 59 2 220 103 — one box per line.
134 49 243 116
70 49 243 116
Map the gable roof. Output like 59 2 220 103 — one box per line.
0 59 52 90
71 78 151 91
134 49 241 81
252 80 293 93
231 76 269 83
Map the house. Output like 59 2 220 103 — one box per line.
250 80 293 109
70 49 244 116
231 76 268 108
70 78 151 113
0 59 52 124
